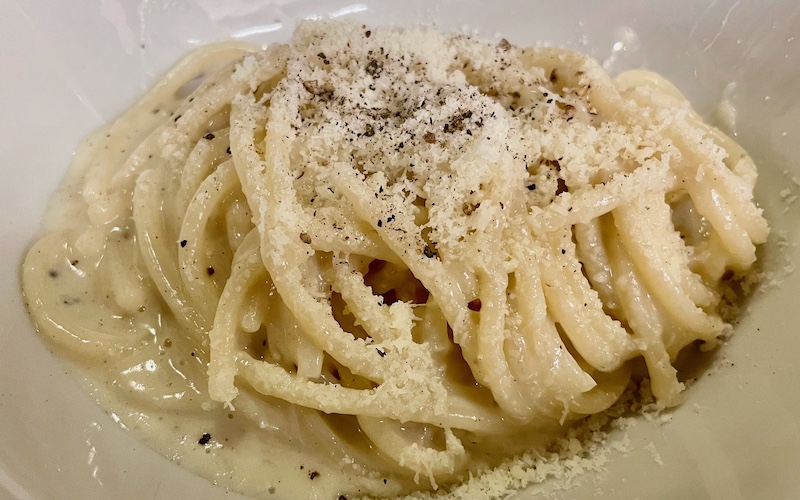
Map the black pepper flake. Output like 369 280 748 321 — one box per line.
70 260 79 266
365 30 371 38
448 110 473 132
549 68 558 83
423 245 436 258
527 183 537 191
498 38 512 51
377 220 383 227
423 132 436 144
365 59 383 77
545 158 562 171
207 267 215 276
561 248 566 255
226 146 231 155
302 80 334 100
468 299 482 312
555 178 569 196
299 233 312 244
180 239 188 248
198 433 211 445
204 133 215 140
376 348 386 357
363 124 375 137
317 52 330 64
308 471 319 480
48 269 58 278
173 114 181 122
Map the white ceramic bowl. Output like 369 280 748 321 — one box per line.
2 1 798 498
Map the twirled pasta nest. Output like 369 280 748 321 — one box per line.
23 20 767 498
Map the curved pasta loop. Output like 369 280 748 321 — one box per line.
134 167 209 333
178 159 241 311
612 191 723 336
615 70 768 274
22 233 152 356
508 239 597 400
357 416 467 488
22 21 767 496
539 228 637 371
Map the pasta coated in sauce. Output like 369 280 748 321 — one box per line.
22 20 768 499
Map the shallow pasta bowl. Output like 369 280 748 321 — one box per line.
1 0 798 498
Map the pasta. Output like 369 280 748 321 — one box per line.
21 20 768 499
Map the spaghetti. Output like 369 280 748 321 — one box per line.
22 20 768 498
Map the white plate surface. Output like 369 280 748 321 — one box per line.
1 1 798 499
